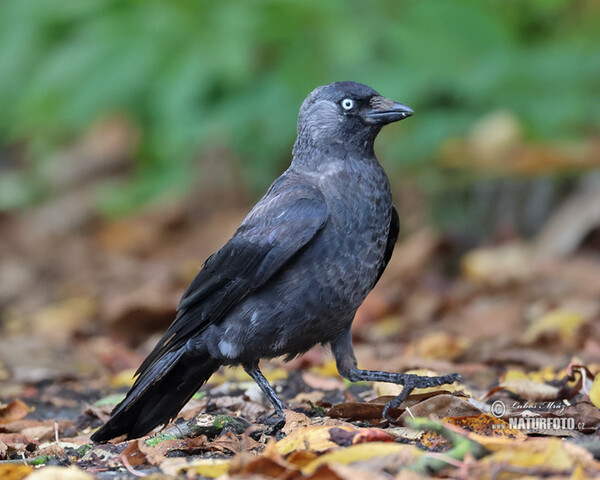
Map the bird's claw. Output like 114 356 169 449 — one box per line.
381 372 461 422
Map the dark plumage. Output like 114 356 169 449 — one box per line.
91 81 459 442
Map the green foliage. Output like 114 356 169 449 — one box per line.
0 0 598 212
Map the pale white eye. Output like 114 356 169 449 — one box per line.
341 98 354 110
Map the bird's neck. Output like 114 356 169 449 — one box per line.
291 136 381 176
292 132 378 168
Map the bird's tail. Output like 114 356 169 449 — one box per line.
91 347 220 443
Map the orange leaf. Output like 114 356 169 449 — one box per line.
0 400 30 425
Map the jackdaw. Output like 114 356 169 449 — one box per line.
91 81 460 442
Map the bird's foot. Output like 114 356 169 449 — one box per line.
382 373 461 422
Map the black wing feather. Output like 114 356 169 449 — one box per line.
373 205 399 287
136 187 328 376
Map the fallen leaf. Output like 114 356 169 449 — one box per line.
276 425 357 455
119 440 147 467
404 332 470 361
25 466 93 480
108 368 137 389
328 427 394 447
589 374 600 409
525 309 588 343
478 437 596 472
443 414 526 447
0 464 33 480
282 410 313 435
496 379 560 401
327 402 393 421
302 442 422 475
173 458 231 478
0 433 38 458
307 462 390 480
0 400 30 424
397 395 482 422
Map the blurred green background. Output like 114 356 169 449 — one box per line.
0 0 598 235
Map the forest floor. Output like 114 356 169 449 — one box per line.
1 184 600 480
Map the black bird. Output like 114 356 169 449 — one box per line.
91 81 459 442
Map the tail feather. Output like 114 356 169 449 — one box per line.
91 348 220 442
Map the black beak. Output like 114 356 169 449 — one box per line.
364 96 413 125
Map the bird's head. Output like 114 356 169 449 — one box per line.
295 81 413 154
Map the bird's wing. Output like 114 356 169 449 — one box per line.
136 184 328 375
373 205 399 287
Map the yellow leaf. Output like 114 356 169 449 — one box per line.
480 438 593 471
310 359 339 377
109 368 137 388
302 442 421 474
276 425 357 455
174 458 230 477
589 374 600 409
25 466 93 480
0 464 32 480
525 310 587 343
503 366 557 383
210 366 288 385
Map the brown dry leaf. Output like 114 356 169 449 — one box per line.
230 439 292 477
0 400 30 424
0 433 38 458
0 464 33 480
307 462 390 480
328 427 395 447
119 439 147 467
397 395 482 422
276 425 357 455
208 430 242 455
282 410 313 434
302 442 422 475
25 466 94 480
327 402 393 421
443 414 526 446
562 402 600 431
20 424 55 443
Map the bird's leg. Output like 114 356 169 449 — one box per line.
243 363 286 416
331 331 461 421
